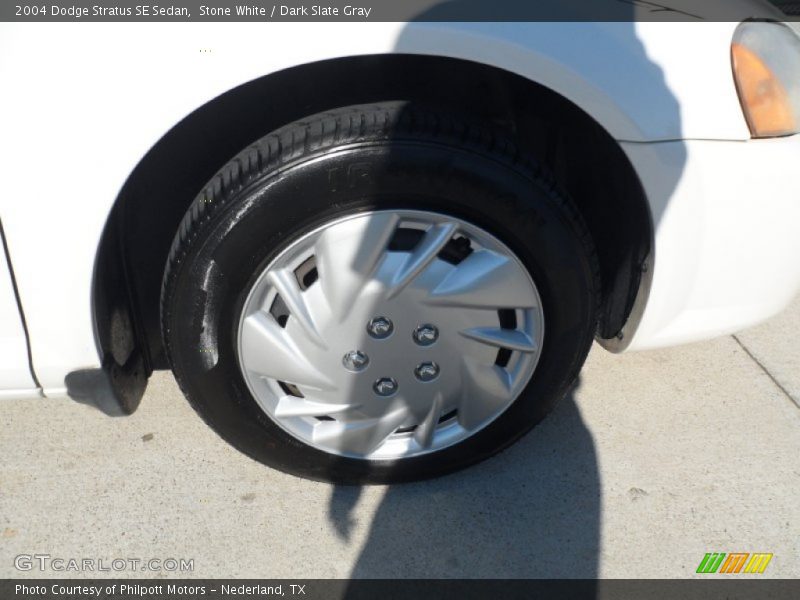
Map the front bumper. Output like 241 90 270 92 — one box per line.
619 134 800 351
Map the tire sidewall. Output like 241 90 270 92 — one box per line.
165 141 596 483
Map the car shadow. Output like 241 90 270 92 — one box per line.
325 1 687 591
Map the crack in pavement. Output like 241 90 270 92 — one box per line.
733 334 800 411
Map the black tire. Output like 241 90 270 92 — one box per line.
161 103 599 484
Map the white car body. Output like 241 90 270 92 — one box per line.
1 16 799 402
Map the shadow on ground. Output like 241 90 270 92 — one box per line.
325 2 685 587
328 379 600 581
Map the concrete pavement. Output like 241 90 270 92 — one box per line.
1 296 798 579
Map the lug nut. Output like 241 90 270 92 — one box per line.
414 361 440 382
373 377 398 397
342 350 369 372
367 316 394 339
413 324 439 346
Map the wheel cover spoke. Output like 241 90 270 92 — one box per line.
386 222 457 298
459 327 538 353
240 312 334 390
312 405 411 456
424 249 539 309
237 210 544 460
458 357 514 431
267 268 326 348
413 391 444 450
274 396 357 418
315 212 399 320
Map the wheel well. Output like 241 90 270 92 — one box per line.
94 54 651 372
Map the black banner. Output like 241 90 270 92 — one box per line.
3 579 800 600
2 0 799 22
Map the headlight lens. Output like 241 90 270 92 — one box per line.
732 21 800 137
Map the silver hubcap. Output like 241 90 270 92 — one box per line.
237 210 544 460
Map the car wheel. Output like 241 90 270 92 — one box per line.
161 103 599 483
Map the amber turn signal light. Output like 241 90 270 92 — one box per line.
731 22 800 138
732 43 796 137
